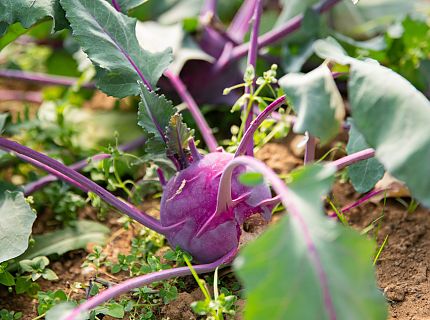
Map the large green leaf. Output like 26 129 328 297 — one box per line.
349 60 430 206
279 64 345 144
0 0 67 36
346 119 385 193
315 37 430 207
234 165 386 319
0 191 36 263
60 0 172 98
14 220 109 264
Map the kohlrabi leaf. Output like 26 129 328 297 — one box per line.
315 37 430 207
0 0 67 36
349 60 430 207
279 64 345 144
238 172 264 186
166 113 193 163
313 37 352 65
275 0 319 26
138 83 175 153
12 220 109 265
234 164 387 320
0 191 36 263
346 119 385 193
0 23 27 50
60 0 172 98
135 21 213 75
107 0 147 13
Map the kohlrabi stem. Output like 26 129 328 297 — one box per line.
0 89 42 104
164 70 218 152
0 137 166 234
218 156 337 320
17 154 89 193
201 0 217 17
235 95 286 157
64 249 236 320
189 138 202 161
222 0 341 68
23 153 110 196
339 188 386 214
23 136 146 196
243 0 262 157
156 168 167 187
0 69 96 89
304 134 316 164
331 148 375 171
227 0 257 43
111 0 121 11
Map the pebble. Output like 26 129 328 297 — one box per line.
384 284 405 302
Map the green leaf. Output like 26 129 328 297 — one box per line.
0 191 36 263
94 303 125 318
279 64 345 144
238 172 264 186
0 0 67 36
346 119 385 193
138 83 176 153
0 270 15 286
0 23 27 50
316 37 430 207
314 37 352 65
234 164 387 320
60 0 172 98
349 60 430 207
0 113 8 133
166 113 193 162
13 220 109 266
135 21 213 75
276 0 318 26
107 0 147 13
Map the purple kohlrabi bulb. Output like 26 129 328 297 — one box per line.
160 152 273 263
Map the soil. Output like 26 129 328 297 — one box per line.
1 136 430 319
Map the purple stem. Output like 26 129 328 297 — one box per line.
304 134 316 164
23 136 147 196
235 95 286 157
331 148 375 171
65 249 236 320
164 70 218 152
201 0 217 16
243 0 262 157
17 154 89 193
227 0 257 43
0 137 166 234
111 0 121 12
156 168 167 187
188 138 202 161
0 69 96 89
0 89 42 104
219 0 341 69
340 188 387 214
217 156 337 319
23 153 110 196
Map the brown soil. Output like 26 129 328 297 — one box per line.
1 138 429 319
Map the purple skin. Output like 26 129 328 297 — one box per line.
160 151 273 263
